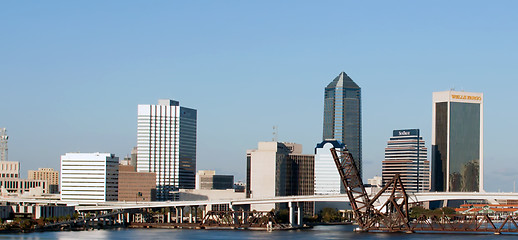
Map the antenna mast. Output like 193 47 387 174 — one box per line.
0 128 8 162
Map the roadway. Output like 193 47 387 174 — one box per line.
66 191 518 211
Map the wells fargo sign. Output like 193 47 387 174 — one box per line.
451 94 482 101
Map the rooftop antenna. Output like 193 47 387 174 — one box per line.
272 126 278 142
0 128 8 162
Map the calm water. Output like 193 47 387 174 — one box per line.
0 225 516 240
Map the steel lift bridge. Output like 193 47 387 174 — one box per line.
331 148 518 234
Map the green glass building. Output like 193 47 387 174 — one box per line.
432 91 483 192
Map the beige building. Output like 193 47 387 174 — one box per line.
118 164 156 202
246 142 314 214
0 161 49 196
196 170 234 190
0 178 49 196
0 161 19 178
28 168 59 193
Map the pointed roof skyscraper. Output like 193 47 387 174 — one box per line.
322 72 362 178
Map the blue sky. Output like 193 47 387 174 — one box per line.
1 1 517 192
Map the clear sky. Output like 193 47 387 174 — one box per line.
1 1 517 192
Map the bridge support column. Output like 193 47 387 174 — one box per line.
194 206 198 223
288 201 295 227
297 203 303 226
180 207 183 223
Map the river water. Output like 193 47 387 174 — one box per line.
0 225 516 240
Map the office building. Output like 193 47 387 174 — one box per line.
432 91 483 192
28 168 59 194
323 72 362 178
382 129 429 192
60 153 118 202
0 178 49 195
196 170 234 190
247 142 314 215
0 162 49 195
314 140 345 195
118 164 156 202
137 99 197 201
0 161 19 178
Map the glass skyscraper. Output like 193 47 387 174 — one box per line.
137 99 197 201
323 72 362 177
432 91 483 192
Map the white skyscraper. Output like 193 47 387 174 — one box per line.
314 140 345 195
137 99 197 201
60 152 119 202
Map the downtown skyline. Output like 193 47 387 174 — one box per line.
1 1 518 192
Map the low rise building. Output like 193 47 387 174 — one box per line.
118 164 156 202
28 168 59 194
196 170 234 190
0 161 19 178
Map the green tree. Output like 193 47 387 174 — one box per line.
275 209 289 223
320 208 340 223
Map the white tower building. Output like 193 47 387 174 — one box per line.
314 140 345 195
60 152 118 202
137 99 197 201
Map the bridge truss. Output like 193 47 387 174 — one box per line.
330 147 518 234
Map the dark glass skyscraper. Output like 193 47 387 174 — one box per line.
323 72 362 177
432 91 483 192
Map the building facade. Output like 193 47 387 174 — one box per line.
246 142 314 215
0 161 19 178
196 170 234 190
118 164 156 202
0 178 48 195
0 162 49 195
314 140 345 195
382 129 429 192
28 168 59 193
60 153 119 202
137 99 197 201
323 72 362 178
432 91 483 192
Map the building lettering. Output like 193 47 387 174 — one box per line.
451 94 482 101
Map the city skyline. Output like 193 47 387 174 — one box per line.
1 1 518 192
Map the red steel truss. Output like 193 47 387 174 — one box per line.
330 147 518 234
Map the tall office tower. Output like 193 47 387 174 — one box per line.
323 72 362 178
0 128 7 162
382 129 429 192
61 153 119 202
137 99 197 201
28 168 60 193
314 140 345 195
432 91 483 192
